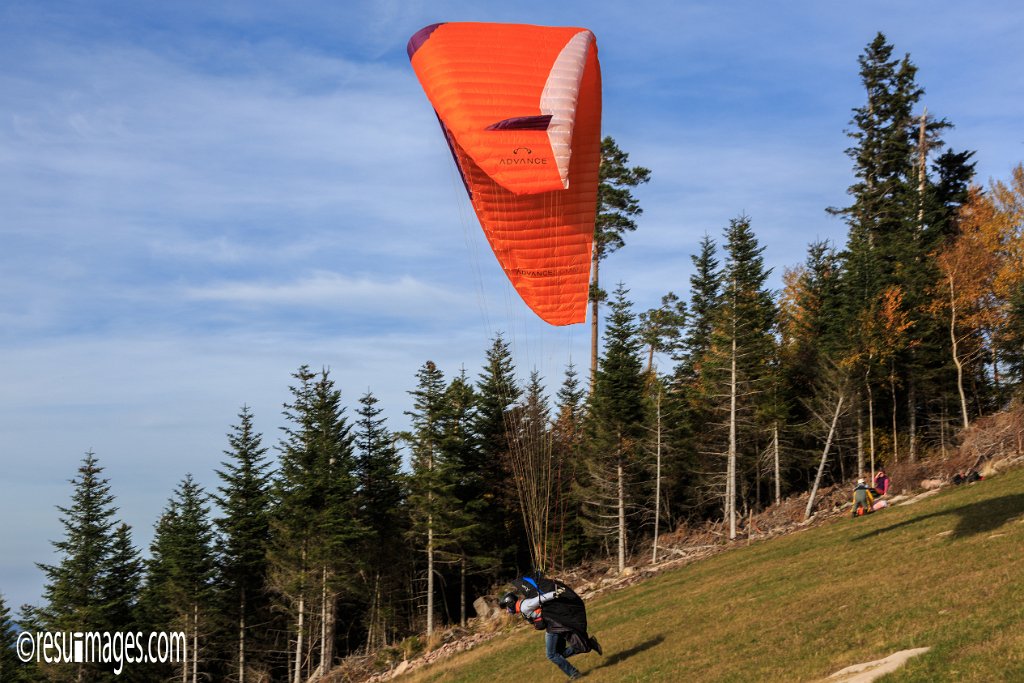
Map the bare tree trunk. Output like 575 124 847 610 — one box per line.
239 589 246 683
318 566 334 679
425 432 436 640
728 328 738 540
857 394 864 479
773 423 781 506
866 372 876 481
460 557 467 628
805 395 845 519
940 403 947 457
890 367 899 464
948 275 970 429
917 108 928 227
293 545 306 683
293 593 305 683
617 442 626 573
192 603 199 683
652 390 662 564
908 380 917 462
426 513 434 638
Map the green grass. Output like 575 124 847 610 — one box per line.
403 468 1024 682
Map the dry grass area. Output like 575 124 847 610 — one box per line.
338 407 1024 682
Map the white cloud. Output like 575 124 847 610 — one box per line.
184 270 465 313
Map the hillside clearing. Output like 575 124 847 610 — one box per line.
390 466 1024 682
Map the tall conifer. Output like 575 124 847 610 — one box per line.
213 406 273 683
584 283 648 572
405 361 457 636
146 475 217 683
354 390 407 649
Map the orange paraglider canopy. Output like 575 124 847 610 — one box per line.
408 22 601 325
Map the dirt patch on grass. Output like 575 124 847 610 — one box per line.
822 647 931 682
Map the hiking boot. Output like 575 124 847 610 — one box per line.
589 635 603 656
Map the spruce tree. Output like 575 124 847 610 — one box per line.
353 390 407 649
583 282 648 572
213 405 273 683
37 453 118 633
36 452 126 682
779 241 844 412
148 475 217 683
439 369 491 624
551 363 587 568
271 366 360 680
405 360 458 636
12 604 43 683
778 241 845 486
665 234 723 517
102 523 142 632
706 217 776 536
0 593 26 682
832 32 974 462
678 234 723 380
472 335 525 570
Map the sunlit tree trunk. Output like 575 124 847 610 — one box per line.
806 395 845 519
773 423 781 506
948 275 971 429
728 320 738 540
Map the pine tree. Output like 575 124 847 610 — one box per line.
678 234 722 380
37 453 117 629
354 390 407 650
777 241 844 486
102 523 142 631
213 405 273 683
12 604 43 683
661 235 723 521
36 452 122 682
590 137 652 389
439 369 491 625
471 335 524 570
147 475 217 683
271 366 360 681
831 32 972 464
0 593 27 682
405 360 456 637
583 283 648 572
551 364 587 568
706 217 776 538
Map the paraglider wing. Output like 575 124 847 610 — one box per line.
408 22 602 325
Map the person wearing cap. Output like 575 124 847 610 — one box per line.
852 478 875 517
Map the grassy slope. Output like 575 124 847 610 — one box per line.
403 467 1024 682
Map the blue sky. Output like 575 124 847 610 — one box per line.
2 0 1022 611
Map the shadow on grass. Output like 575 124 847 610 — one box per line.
854 493 1024 541
587 634 665 672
